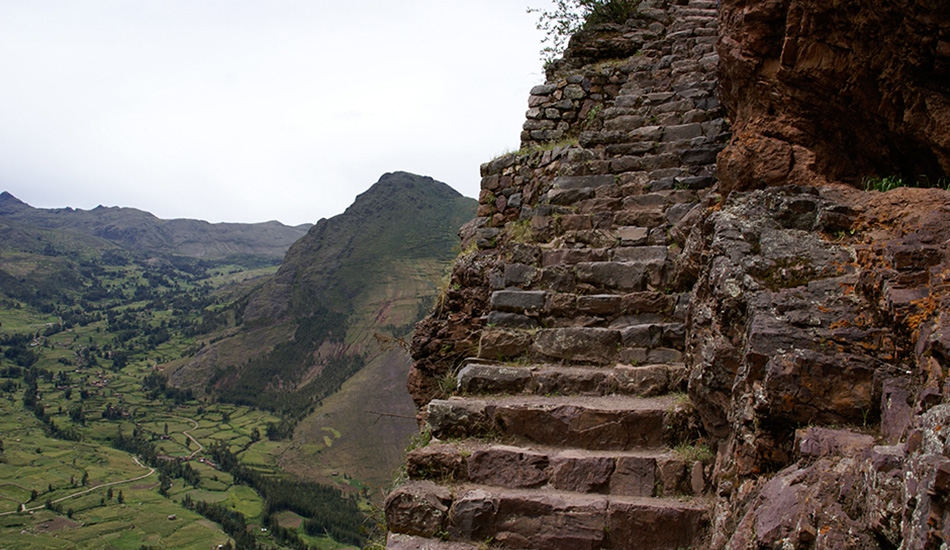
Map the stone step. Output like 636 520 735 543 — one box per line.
477 325 686 363
488 288 676 312
406 441 706 498
456 361 686 397
387 533 477 550
483 290 685 328
426 394 692 450
386 481 709 550
538 245 668 267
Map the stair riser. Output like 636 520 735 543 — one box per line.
426 400 692 451
386 483 708 550
407 446 701 497
457 364 686 398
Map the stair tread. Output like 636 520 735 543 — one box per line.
446 482 711 509
436 393 681 410
457 362 686 398
418 439 678 460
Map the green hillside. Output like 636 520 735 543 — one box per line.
171 172 477 488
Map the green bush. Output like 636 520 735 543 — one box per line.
529 0 640 64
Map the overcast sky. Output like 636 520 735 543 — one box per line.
0 1 551 226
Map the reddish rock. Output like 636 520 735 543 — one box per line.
447 489 497 541
532 327 621 363
467 446 549 488
477 327 532 360
609 455 657 497
718 0 950 194
605 499 708 550
492 492 607 550
795 427 874 460
386 481 452 538
549 452 614 493
407 444 467 481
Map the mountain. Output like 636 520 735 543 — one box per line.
0 191 311 262
168 171 477 487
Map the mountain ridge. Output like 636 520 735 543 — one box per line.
0 191 312 261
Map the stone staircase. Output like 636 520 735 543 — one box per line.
387 1 726 548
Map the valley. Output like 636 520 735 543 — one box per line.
0 251 365 549
0 173 475 549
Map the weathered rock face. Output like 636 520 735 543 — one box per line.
717 0 950 194
687 184 950 547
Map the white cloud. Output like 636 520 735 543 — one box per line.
0 0 550 225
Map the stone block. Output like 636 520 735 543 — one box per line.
504 263 539 287
427 399 492 439
539 266 577 292
610 455 657 496
656 455 687 495
795 427 875 459
407 443 466 481
661 123 703 142
629 125 664 141
647 347 683 363
486 311 538 329
532 327 621 363
530 84 556 95
534 367 612 395
575 261 650 291
621 324 663 348
611 246 668 263
490 290 547 312
548 187 595 205
493 494 607 550
605 500 707 550
690 461 705 494
613 208 667 227
563 84 586 99
576 294 623 315
478 327 532 359
881 377 913 444
448 489 498 541
680 147 720 165
467 446 549 488
553 175 615 190
457 364 532 394
621 292 676 314
385 481 452 537
617 226 650 246
386 533 479 550
550 452 615 492
614 365 670 396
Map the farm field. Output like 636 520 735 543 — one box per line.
0 252 368 549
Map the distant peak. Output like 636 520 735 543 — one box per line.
367 171 462 198
0 191 30 213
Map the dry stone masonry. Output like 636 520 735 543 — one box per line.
388 1 726 548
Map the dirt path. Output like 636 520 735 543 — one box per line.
173 415 204 459
0 456 155 516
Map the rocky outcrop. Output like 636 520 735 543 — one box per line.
716 0 950 194
687 184 950 547
390 0 950 548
